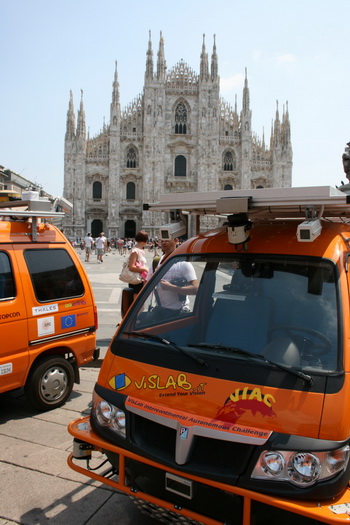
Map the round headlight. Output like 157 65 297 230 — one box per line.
288 453 320 486
98 400 113 421
260 452 284 476
111 409 126 431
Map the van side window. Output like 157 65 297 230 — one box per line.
0 251 15 300
24 249 84 302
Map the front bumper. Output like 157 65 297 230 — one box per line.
68 416 350 525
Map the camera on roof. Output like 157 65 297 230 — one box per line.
52 196 73 214
159 221 187 240
226 213 252 245
297 219 322 242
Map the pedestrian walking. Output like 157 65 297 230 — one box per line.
96 232 106 263
84 232 94 262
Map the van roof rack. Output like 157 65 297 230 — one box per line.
0 199 66 241
145 186 350 220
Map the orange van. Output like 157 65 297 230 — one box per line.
68 186 350 524
0 198 99 410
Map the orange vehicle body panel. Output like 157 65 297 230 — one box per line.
102 356 327 439
0 218 98 396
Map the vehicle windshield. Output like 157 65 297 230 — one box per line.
120 254 339 373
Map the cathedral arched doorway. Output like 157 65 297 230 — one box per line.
91 219 103 238
125 220 136 238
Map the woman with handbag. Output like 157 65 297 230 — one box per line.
127 231 149 297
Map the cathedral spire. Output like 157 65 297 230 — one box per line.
77 89 86 139
210 34 218 82
233 94 239 128
242 68 250 114
65 90 76 140
112 61 120 107
145 30 154 82
110 61 121 129
270 119 274 150
273 100 281 147
200 33 209 81
156 31 166 80
282 101 291 146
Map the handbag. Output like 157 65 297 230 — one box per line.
119 260 142 285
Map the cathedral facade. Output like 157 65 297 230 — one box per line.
63 33 292 240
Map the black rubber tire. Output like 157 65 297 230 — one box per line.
25 356 75 411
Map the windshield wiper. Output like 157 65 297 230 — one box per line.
189 343 313 385
124 331 208 367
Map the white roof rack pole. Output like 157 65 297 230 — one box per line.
32 216 38 242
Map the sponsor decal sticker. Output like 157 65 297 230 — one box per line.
109 371 206 396
215 387 277 424
32 304 58 316
0 363 12 375
61 314 76 329
64 300 86 308
0 311 20 320
37 316 55 337
126 397 271 441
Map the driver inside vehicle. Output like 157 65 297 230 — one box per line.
146 238 199 322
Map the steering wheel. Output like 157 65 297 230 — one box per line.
268 325 332 356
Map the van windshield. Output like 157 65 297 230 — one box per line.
122 254 339 373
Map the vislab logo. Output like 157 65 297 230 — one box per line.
109 373 132 390
215 387 276 424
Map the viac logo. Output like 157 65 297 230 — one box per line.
215 387 276 424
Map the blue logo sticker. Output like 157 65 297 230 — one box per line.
61 314 76 329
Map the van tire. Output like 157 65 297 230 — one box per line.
25 356 75 411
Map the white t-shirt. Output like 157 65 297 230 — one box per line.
95 236 106 249
156 261 196 310
84 235 93 248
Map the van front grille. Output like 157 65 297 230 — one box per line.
132 413 254 483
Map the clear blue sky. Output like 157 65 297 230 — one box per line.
1 0 350 197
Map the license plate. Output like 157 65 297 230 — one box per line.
165 472 193 500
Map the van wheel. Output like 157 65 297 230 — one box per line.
25 356 75 411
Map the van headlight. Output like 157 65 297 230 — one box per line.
92 392 126 438
252 446 349 487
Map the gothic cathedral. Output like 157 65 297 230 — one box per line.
63 33 292 240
